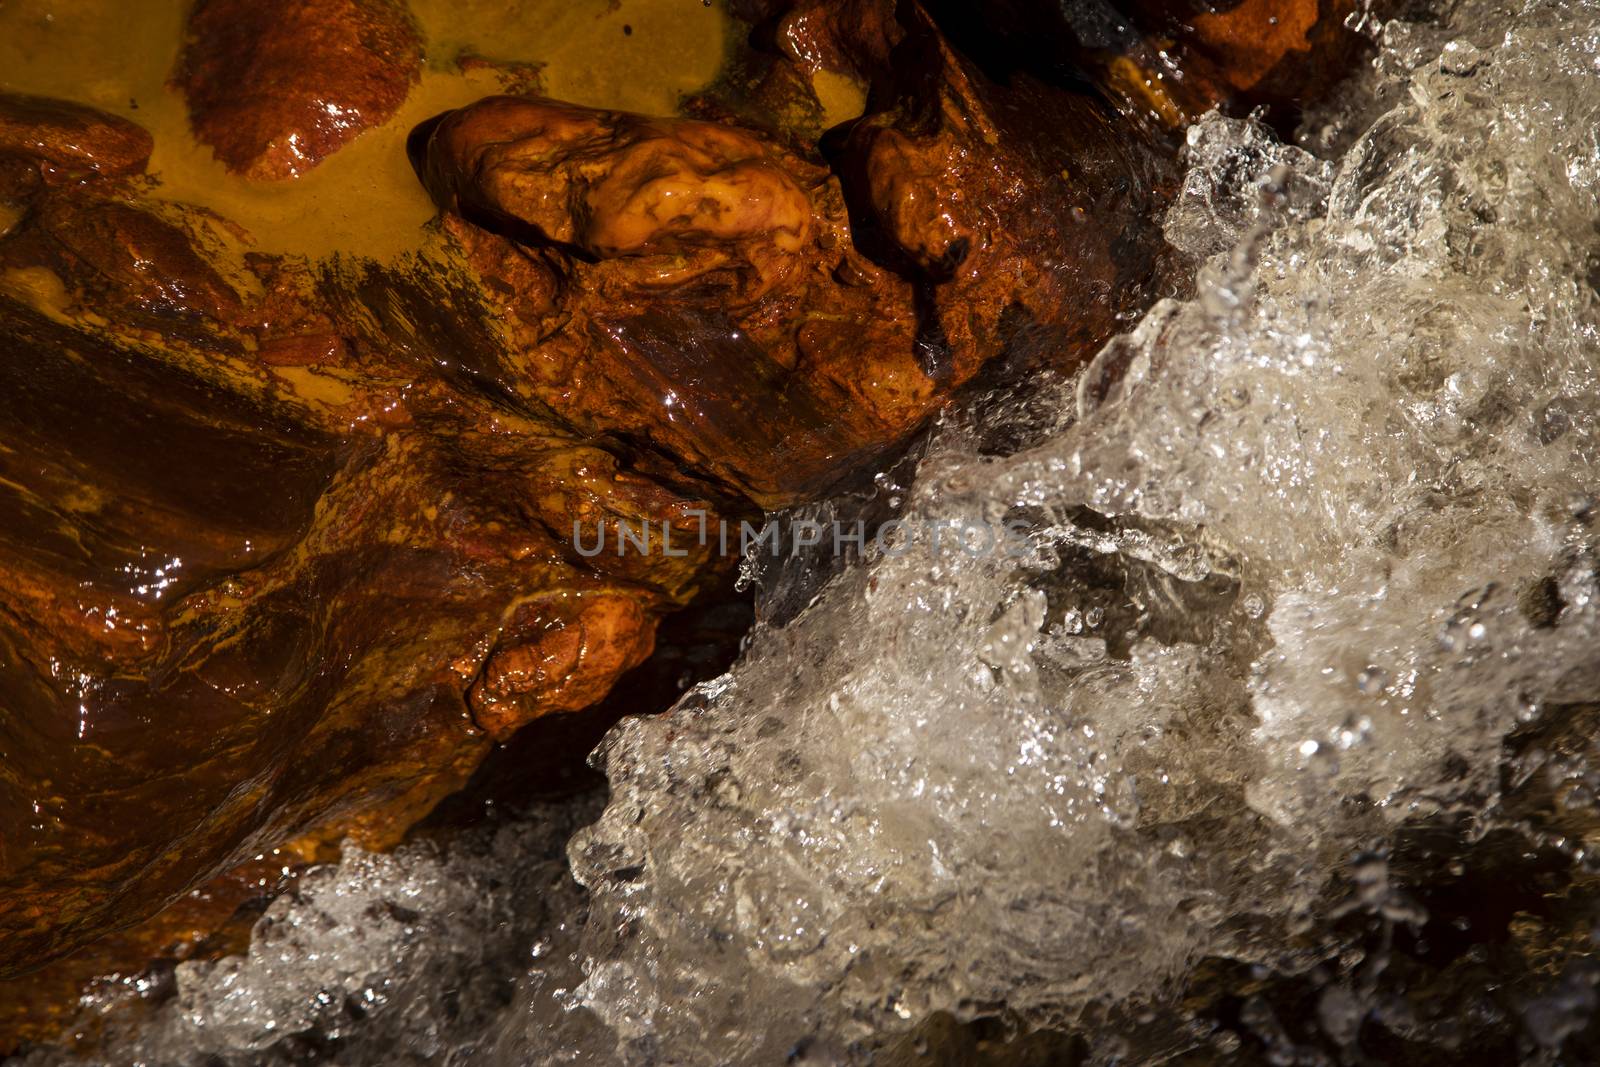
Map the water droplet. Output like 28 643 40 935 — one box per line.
1439 38 1484 76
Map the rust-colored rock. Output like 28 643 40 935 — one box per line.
469 593 659 741
0 91 153 183
1189 0 1324 91
0 176 729 990
411 16 1171 507
419 97 817 303
3 194 246 328
918 0 1361 127
173 0 422 180
0 0 1365 1050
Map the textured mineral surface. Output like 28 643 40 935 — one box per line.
14 0 1600 1064
0 0 1204 1047
16 0 1600 1062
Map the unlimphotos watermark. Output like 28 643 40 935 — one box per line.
572 513 1033 560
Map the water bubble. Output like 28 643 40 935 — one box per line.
1439 38 1485 76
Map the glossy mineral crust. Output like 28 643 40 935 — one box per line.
21 0 1600 1062
1 0 1218 1041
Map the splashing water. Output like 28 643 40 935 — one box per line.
23 0 1600 1062
566 0 1600 1057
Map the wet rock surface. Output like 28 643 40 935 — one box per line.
173 0 423 180
0 93 153 185
12 0 1600 1063
408 5 1175 506
0 193 731 969
564 1 1600 1061
0 0 1225 1048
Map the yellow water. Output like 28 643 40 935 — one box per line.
0 0 731 261
810 69 867 130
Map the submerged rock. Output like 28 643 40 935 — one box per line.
0 92 153 184
173 0 422 180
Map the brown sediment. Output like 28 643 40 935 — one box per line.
0 0 732 261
